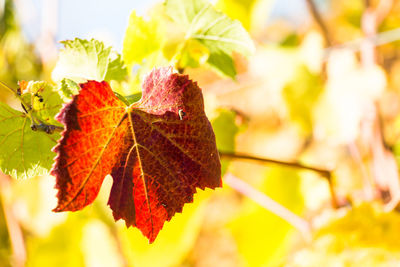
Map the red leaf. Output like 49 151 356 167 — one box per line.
51 67 221 243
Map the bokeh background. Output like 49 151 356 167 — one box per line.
2 0 400 266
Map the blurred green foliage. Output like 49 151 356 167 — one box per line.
229 168 304 267
0 0 42 86
283 65 323 135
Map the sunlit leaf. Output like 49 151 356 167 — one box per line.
216 0 273 32
60 78 80 99
21 81 63 126
51 67 221 242
52 38 127 83
123 11 164 66
0 103 59 178
165 0 255 78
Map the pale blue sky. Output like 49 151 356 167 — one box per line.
19 0 326 51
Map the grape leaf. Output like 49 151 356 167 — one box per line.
123 11 164 66
51 67 221 243
21 81 63 126
216 0 273 33
216 0 258 30
0 103 59 178
52 38 127 83
165 0 255 78
60 78 80 99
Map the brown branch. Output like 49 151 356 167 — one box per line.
219 151 339 208
219 151 331 178
224 173 312 240
305 0 332 46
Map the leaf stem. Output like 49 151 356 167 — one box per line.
224 173 312 240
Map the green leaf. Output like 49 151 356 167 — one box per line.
124 92 142 104
175 39 209 69
216 0 257 30
0 103 59 178
26 215 85 267
123 11 164 66
211 109 240 175
207 49 236 78
60 78 80 98
282 65 323 135
104 53 127 82
286 204 400 266
165 0 255 78
112 91 142 106
229 168 304 267
216 0 273 32
52 38 127 83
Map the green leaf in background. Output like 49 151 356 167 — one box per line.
207 49 236 78
52 38 127 83
229 168 304 267
26 216 85 267
123 11 164 66
216 0 256 30
104 53 128 82
211 109 240 175
0 103 59 178
216 0 273 33
285 204 400 266
175 39 209 69
0 0 17 36
282 65 323 135
165 0 255 78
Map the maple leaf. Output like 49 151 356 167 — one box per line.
51 67 221 243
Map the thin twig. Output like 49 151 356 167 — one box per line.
219 151 331 178
325 27 400 54
224 173 312 241
305 0 332 46
219 151 339 208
